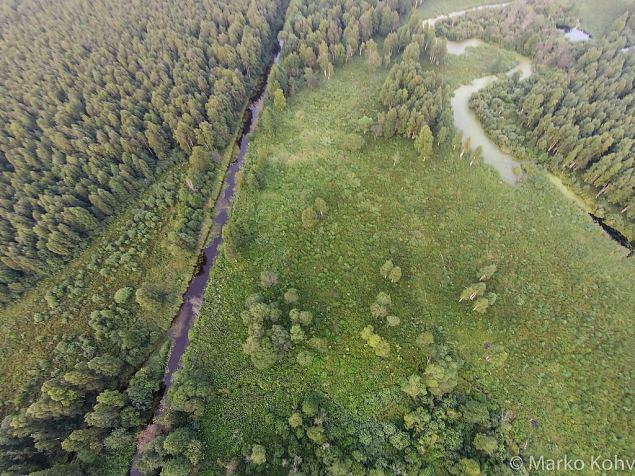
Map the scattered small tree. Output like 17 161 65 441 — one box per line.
473 433 499 456
284 288 299 304
314 197 328 216
366 39 381 72
401 374 427 399
249 444 267 465
273 88 286 112
114 287 134 304
388 266 402 283
260 271 278 289
380 260 394 278
477 264 497 281
386 315 400 327
301 207 318 229
414 124 433 161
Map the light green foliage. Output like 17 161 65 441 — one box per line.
379 259 401 284
461 265 499 313
484 344 508 366
250 444 267 465
260 270 278 289
459 458 481 476
370 302 388 319
284 288 300 305
416 332 434 348
299 311 313 326
296 350 314 367
386 315 400 327
414 124 434 160
189 146 212 173
473 433 499 456
459 282 487 302
360 325 391 358
290 324 305 342
478 264 497 281
401 374 427 399
375 292 391 307
472 297 490 314
113 287 134 304
301 207 318 229
358 116 374 135
423 360 459 397
403 42 421 63
307 425 327 444
380 260 394 278
314 197 328 216
288 412 303 428
273 88 286 112
388 266 402 283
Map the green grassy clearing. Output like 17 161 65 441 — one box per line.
184 52 634 475
416 0 510 19
573 0 634 37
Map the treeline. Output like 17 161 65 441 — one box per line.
470 11 635 231
377 60 450 140
372 14 451 142
267 0 415 99
0 0 286 472
435 0 578 67
232 382 521 474
0 0 282 304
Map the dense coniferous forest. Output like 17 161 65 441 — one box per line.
437 2 635 238
0 0 281 305
0 0 285 473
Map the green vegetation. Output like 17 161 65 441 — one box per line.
161 45 634 474
2 0 634 474
0 0 286 473
416 0 509 19
574 0 635 37
0 0 282 303
461 5 635 241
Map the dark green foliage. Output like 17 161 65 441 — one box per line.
0 0 284 303
435 0 578 65
232 390 519 474
379 61 449 139
277 0 412 94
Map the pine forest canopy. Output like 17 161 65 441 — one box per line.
0 0 282 305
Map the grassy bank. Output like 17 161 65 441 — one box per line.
184 53 634 474
416 0 510 19
573 0 633 37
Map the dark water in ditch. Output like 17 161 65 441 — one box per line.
129 40 282 475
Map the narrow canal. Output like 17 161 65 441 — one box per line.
129 39 283 475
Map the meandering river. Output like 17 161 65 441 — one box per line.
128 40 282 475
450 53 532 185
423 4 533 185
430 9 631 249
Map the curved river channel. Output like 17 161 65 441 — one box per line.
428 8 632 249
129 41 282 475
424 4 533 185
450 53 532 185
